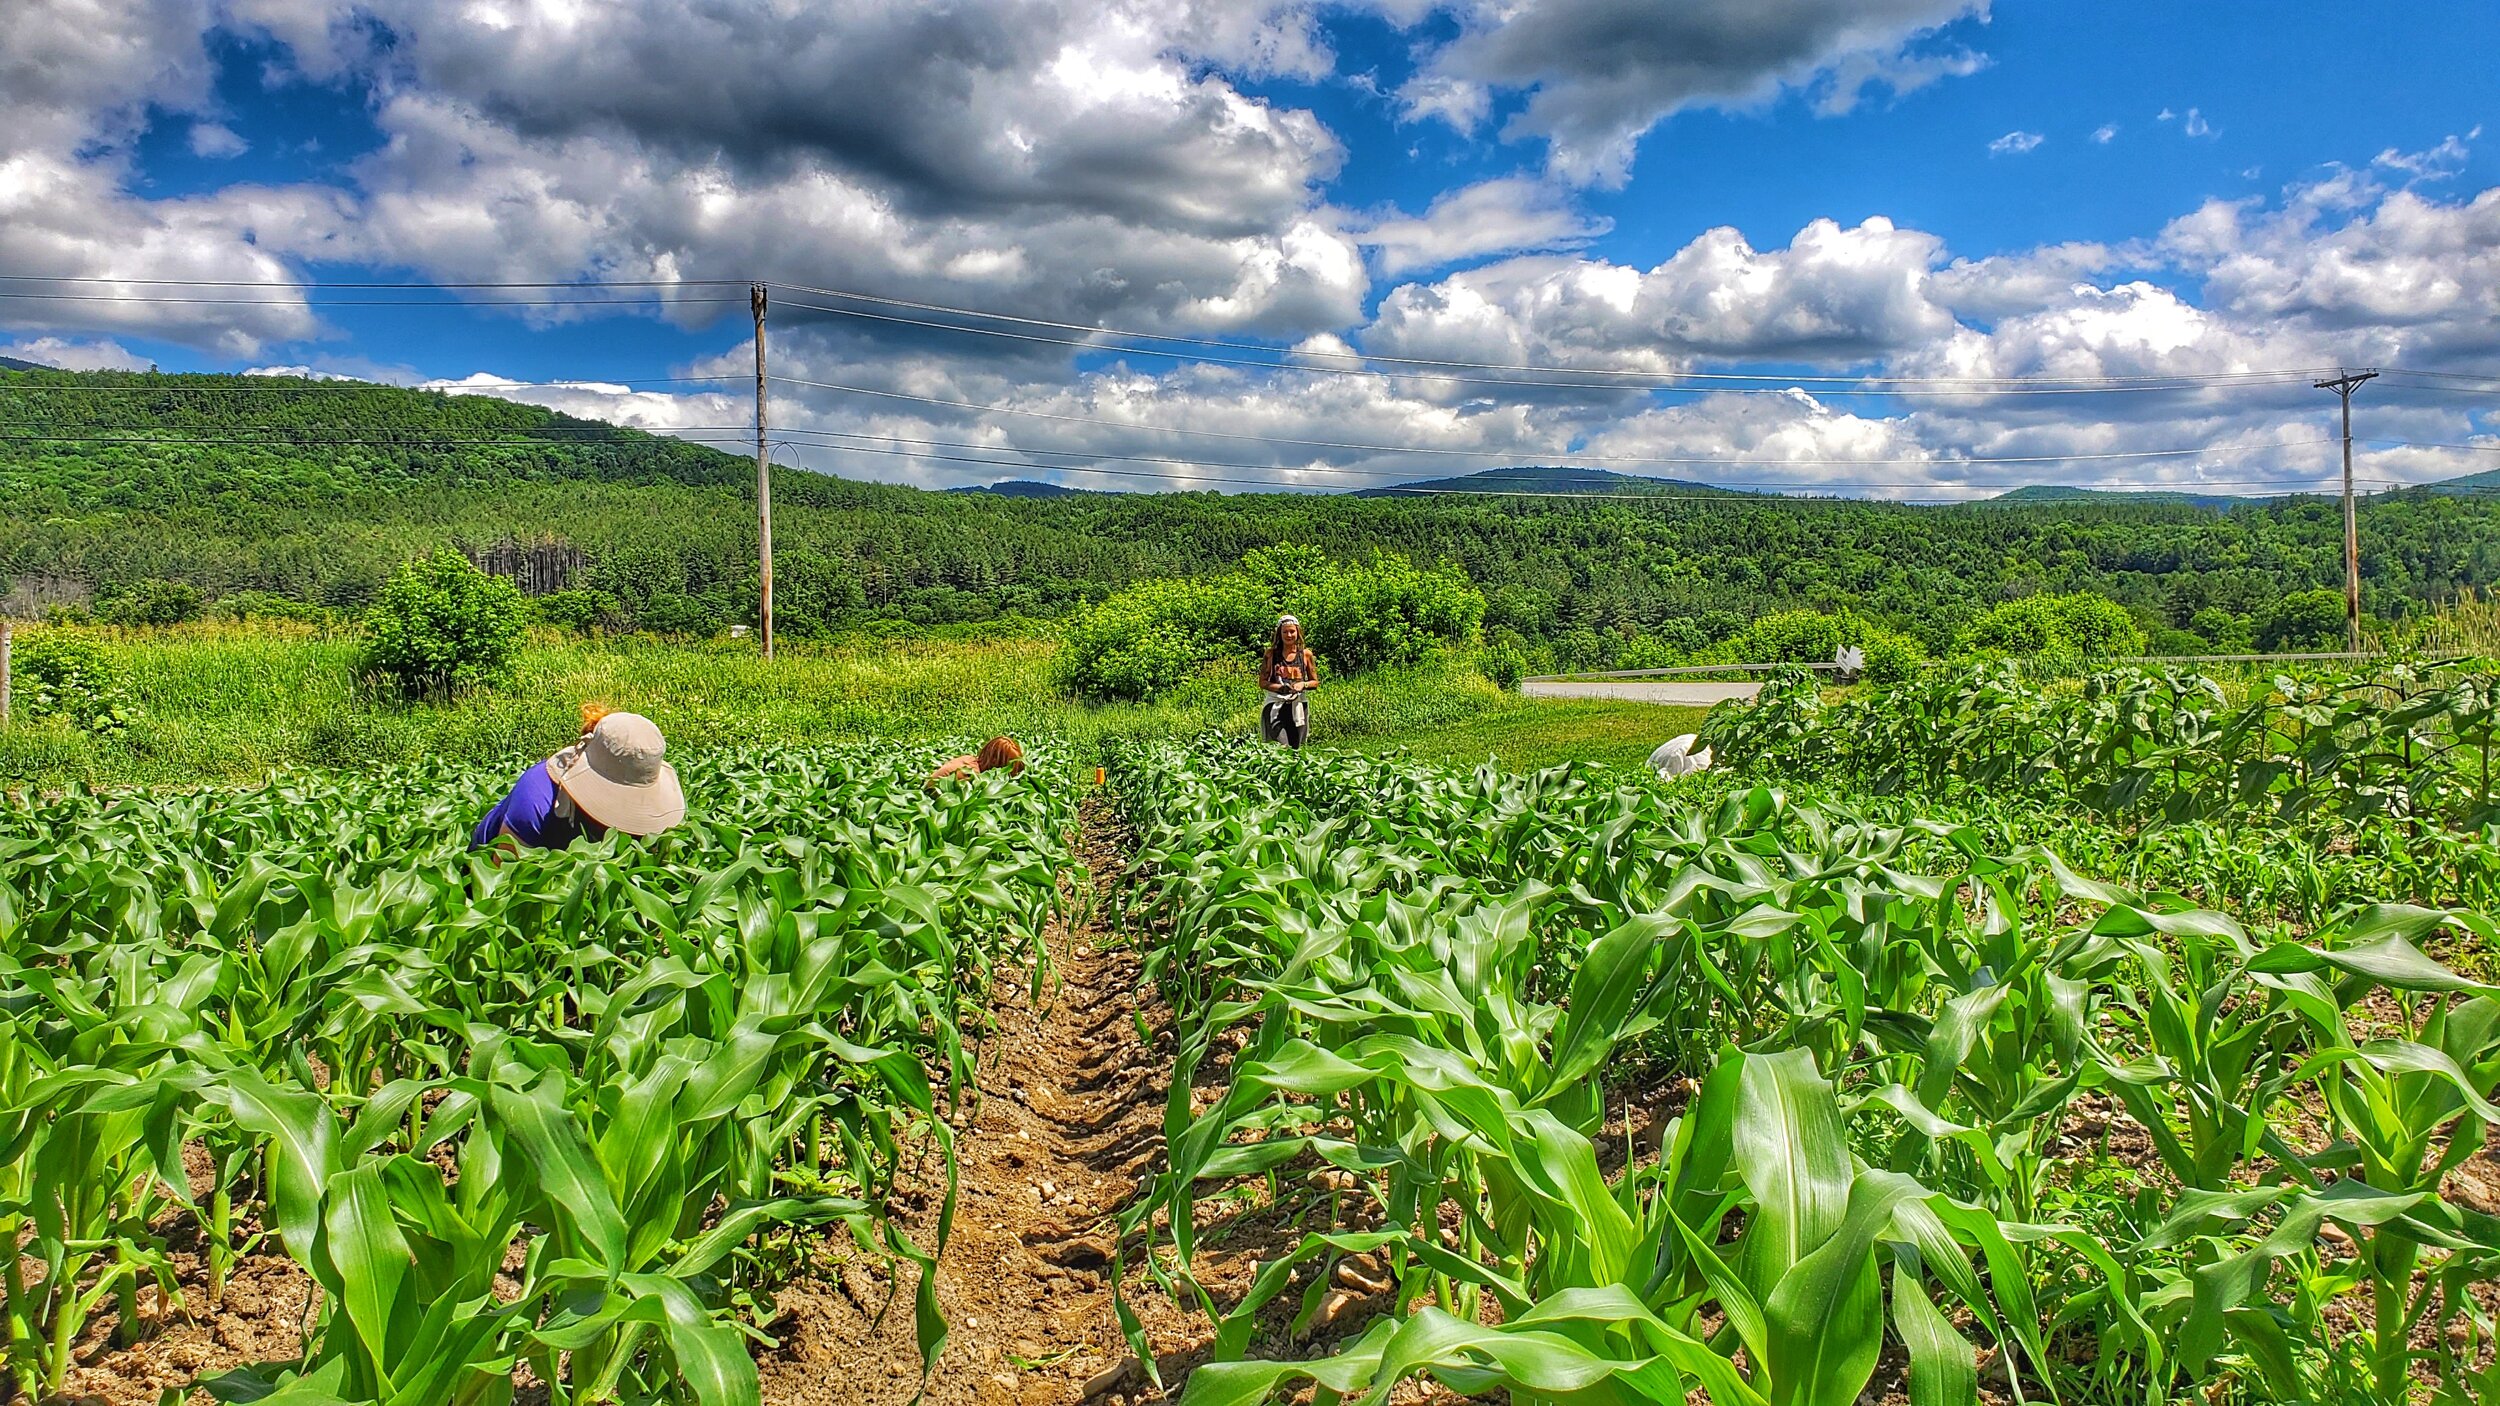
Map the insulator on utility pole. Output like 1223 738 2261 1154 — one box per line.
753 282 774 661
2314 369 2378 653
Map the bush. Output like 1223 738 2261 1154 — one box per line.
1954 592 2147 659
1056 575 1273 700
1613 634 1682 671
95 579 205 627
1701 607 1926 683
358 549 527 697
10 630 138 734
2189 607 2253 653
2261 588 2350 651
638 593 725 638
1056 549 1486 701
534 588 626 634
2146 626 2209 656
1287 551 1484 676
1482 641 1529 692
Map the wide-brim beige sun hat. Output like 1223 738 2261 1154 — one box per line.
548 711 686 836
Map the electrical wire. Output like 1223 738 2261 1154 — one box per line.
765 372 2347 469
766 280 2339 390
765 294 2315 399
0 275 745 289
0 376 745 393
0 292 747 308
764 423 2379 491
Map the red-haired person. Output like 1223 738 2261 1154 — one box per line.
932 735 1026 782
1259 615 1320 749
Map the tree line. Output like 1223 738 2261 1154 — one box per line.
5 368 2497 666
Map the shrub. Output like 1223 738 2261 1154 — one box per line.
638 593 725 638
10 631 138 734
2146 626 2209 656
1954 592 2147 659
1482 641 1529 692
1702 607 1926 683
1613 634 1682 672
1056 575 1273 700
1056 549 1487 701
95 579 205 627
534 588 626 634
358 549 527 697
2261 588 2350 651
1287 551 1484 675
2189 607 2254 653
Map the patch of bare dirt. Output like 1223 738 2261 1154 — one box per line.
757 791 1210 1405
53 1251 315 1406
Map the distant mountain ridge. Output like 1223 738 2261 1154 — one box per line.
2428 468 2500 495
1984 484 2278 510
1354 465 1743 498
0 355 52 372
945 480 1091 498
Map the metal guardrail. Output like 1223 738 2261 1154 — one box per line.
1529 662 1838 681
1525 649 2400 686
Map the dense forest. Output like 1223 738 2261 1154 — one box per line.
5 368 2498 664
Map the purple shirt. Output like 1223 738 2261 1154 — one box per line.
471 760 606 851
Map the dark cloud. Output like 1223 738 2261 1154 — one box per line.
1404 0 1988 184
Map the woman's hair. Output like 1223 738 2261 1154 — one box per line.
976 736 1025 775
578 702 614 736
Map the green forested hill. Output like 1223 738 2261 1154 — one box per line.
5 367 2498 662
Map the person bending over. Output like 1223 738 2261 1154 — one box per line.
932 735 1026 782
473 705 686 851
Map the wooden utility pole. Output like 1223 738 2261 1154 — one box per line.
2315 369 2378 652
753 282 774 660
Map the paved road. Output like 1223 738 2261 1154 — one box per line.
1521 679 1761 705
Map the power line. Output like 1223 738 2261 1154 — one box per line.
766 293 2315 399
0 421 2405 492
765 372 2346 469
0 432 756 446
766 423 2378 490
0 292 747 308
766 280 2338 391
0 375 744 393
648 432 2381 502
0 275 745 289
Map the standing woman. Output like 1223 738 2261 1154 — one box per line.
1259 615 1320 749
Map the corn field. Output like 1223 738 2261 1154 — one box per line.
1704 660 2500 834
1106 739 2500 1405
0 747 1073 1404
7 730 2499 1404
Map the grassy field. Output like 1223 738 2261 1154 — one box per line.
0 623 1698 788
1352 696 1706 771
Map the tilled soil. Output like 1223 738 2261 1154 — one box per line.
45 794 1204 1406
757 792 1208 1404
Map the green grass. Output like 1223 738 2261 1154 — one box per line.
1343 697 1708 771
0 624 1705 788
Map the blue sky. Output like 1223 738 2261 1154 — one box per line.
5 0 2496 497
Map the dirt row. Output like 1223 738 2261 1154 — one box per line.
48 792 1212 1406
755 792 1205 1404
